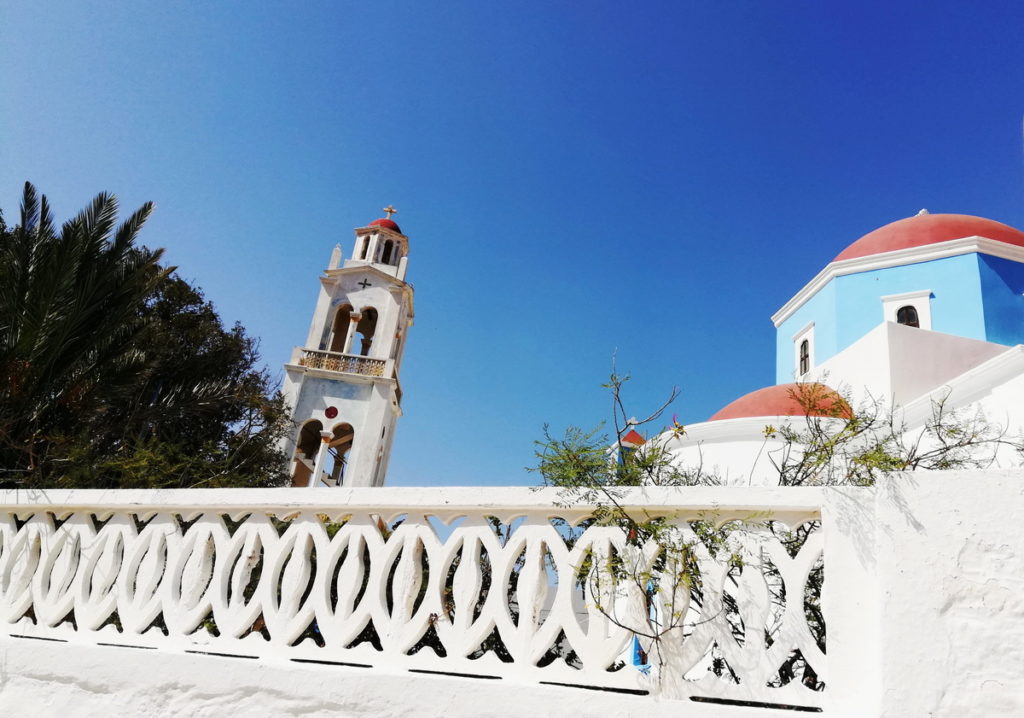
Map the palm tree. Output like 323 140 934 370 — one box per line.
0 182 167 479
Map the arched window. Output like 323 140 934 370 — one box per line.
799 339 810 375
381 239 394 265
291 420 323 486
357 307 378 356
328 304 353 352
896 305 920 328
326 423 354 486
359 237 370 260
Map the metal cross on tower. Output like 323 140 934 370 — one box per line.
383 205 398 219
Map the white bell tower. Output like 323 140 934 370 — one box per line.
282 207 414 487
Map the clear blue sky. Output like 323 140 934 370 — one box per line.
3 2 1024 486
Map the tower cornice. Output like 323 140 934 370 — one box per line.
355 224 408 240
323 264 410 288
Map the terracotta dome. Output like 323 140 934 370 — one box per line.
833 213 1024 262
368 218 402 234
709 383 851 422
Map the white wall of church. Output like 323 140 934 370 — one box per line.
313 278 405 359
811 321 1010 408
665 419 800 486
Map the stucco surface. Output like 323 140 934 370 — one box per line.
1 639 773 718
875 472 1024 717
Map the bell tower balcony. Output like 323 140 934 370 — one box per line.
291 347 389 379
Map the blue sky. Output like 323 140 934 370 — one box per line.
3 1 1023 486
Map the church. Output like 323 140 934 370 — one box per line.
281 208 413 487
664 211 1024 484
280 207 1024 488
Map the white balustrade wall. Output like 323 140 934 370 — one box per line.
0 486 848 713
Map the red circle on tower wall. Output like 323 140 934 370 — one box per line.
324 406 338 419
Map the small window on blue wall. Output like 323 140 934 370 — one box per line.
799 339 810 375
897 305 920 328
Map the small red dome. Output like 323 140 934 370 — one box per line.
368 218 402 234
709 383 851 422
834 213 1024 262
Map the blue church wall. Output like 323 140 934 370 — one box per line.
775 282 837 384
776 254 987 384
978 255 1024 347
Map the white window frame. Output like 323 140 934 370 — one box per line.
792 321 815 379
881 289 932 330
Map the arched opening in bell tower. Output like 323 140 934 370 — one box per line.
326 422 355 485
329 304 354 352
357 307 378 356
291 419 323 486
381 239 394 265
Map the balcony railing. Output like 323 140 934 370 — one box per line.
298 349 386 378
0 486 849 712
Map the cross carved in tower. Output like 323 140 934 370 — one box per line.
383 205 398 219
357 279 372 289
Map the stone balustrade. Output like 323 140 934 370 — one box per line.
0 486 846 712
298 349 386 378
6 477 1024 715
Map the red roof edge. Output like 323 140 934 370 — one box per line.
621 429 646 446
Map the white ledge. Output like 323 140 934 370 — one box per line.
0 485 834 514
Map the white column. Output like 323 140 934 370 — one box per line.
308 432 333 487
347 383 391 487
368 235 380 263
822 486 880 717
342 313 361 354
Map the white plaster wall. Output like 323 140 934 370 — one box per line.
286 377 396 487
884 324 1007 406
812 322 1008 408
873 471 1024 717
305 281 334 350
320 275 404 360
0 639 760 718
665 417 837 486
810 322 894 404
669 435 786 486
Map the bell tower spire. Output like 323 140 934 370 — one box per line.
281 210 415 487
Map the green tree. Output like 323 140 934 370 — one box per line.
765 382 1021 486
0 182 166 477
57 273 290 489
531 373 1024 688
0 182 288 488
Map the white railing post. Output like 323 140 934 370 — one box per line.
308 432 333 487
822 486 881 717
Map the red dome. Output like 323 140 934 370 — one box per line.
368 218 402 234
834 213 1024 262
709 383 851 422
